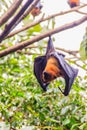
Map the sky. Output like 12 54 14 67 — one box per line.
41 0 87 76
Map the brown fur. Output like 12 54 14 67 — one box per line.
42 56 63 83
68 0 80 7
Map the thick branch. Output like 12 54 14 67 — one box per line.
0 0 23 27
6 4 87 39
10 0 40 32
0 0 36 43
0 15 87 58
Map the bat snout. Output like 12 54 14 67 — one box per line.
42 71 52 83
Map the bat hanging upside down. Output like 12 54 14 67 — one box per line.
67 0 80 8
34 36 78 96
31 1 43 17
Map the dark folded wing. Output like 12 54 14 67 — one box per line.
49 52 78 96
34 56 49 91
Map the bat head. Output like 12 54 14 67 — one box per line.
31 2 43 17
42 56 63 83
31 8 41 17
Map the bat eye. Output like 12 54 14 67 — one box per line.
54 76 57 79
43 71 51 81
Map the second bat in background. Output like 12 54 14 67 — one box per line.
67 0 80 8
31 1 43 17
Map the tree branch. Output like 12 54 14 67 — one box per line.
0 0 23 27
9 0 40 33
0 15 87 57
76 10 87 15
0 0 38 43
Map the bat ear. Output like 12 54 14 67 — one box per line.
46 36 55 55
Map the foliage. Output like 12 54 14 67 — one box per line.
0 51 86 130
79 27 87 60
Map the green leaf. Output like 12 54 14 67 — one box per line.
60 106 70 115
70 124 79 130
79 123 87 130
79 28 87 60
63 118 70 125
79 41 87 60
39 112 45 121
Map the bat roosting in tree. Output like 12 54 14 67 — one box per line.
31 1 43 17
34 36 78 96
67 0 80 8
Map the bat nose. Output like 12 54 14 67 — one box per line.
43 71 51 81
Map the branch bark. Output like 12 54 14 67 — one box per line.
9 0 40 32
0 0 39 43
0 15 87 57
0 0 23 27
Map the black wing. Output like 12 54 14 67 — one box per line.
50 52 78 96
34 56 49 91
46 36 55 55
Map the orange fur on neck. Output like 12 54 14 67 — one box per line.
42 56 63 83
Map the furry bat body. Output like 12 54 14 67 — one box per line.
34 36 78 96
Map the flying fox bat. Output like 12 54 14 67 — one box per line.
31 1 43 17
67 0 80 8
34 36 78 96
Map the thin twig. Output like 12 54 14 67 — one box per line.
17 50 40 55
76 10 87 15
67 58 87 71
